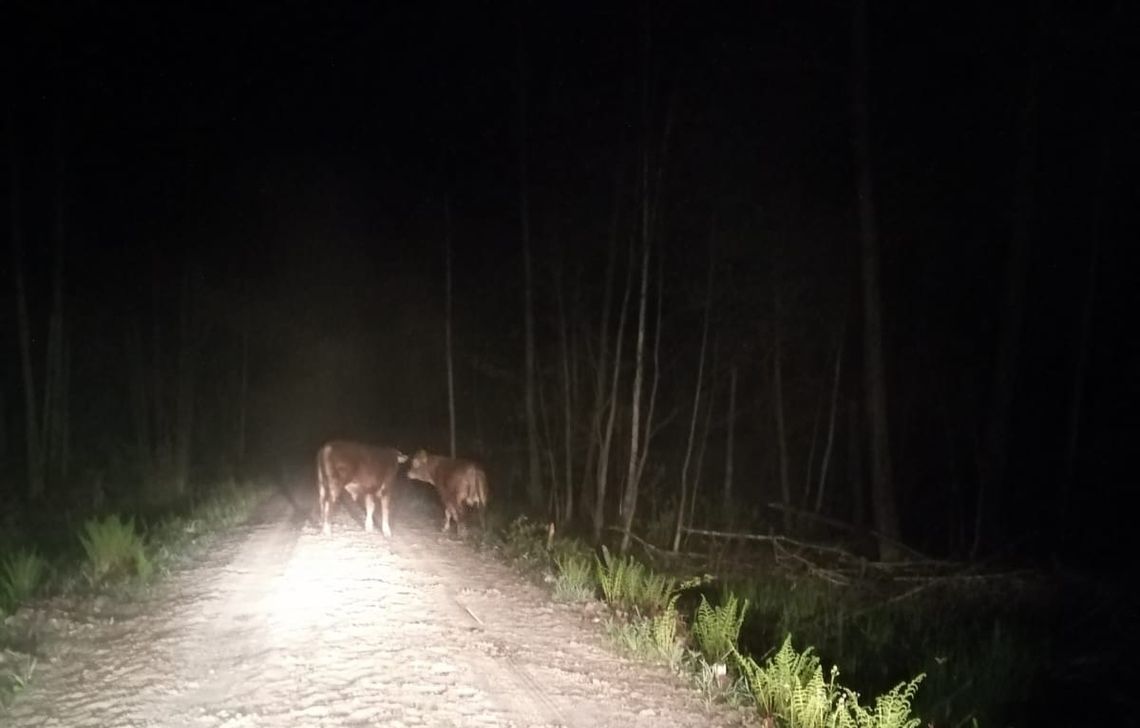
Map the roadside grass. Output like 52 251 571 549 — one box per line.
0 479 267 712
78 514 153 585
493 515 1050 727
1 551 48 615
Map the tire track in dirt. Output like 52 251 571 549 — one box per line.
5 492 749 727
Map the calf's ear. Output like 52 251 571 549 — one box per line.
397 451 409 463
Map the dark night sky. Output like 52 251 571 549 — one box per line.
3 1 1136 562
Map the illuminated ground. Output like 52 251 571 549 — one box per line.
6 489 750 727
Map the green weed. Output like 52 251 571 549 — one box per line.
77 514 152 585
553 552 596 602
0 551 47 614
692 592 749 664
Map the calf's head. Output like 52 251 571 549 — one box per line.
406 449 433 483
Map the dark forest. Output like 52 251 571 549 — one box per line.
2 1 1136 725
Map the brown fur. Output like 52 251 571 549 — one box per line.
405 449 489 534
316 440 408 537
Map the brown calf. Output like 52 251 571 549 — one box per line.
316 440 408 537
405 449 489 535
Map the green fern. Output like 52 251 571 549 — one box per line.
636 569 679 616
735 634 925 728
833 674 925 728
692 593 749 663
734 635 840 727
595 545 641 612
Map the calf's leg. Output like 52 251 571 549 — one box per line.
380 491 392 539
321 487 339 536
364 493 376 533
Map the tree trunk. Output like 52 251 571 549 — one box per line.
1061 2 1117 551
173 266 196 498
580 175 621 522
722 364 737 523
0 390 7 460
9 115 44 500
556 244 575 524
516 31 543 511
772 290 792 534
237 308 249 468
673 245 714 552
632 247 664 496
852 0 902 560
814 323 845 513
687 356 717 540
127 325 152 481
444 197 457 457
847 398 866 532
801 387 824 510
537 364 560 520
46 112 68 484
972 9 1044 560
618 234 651 554
592 232 635 542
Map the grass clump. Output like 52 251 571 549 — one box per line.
0 648 36 710
0 550 47 615
595 545 676 616
553 551 596 602
502 516 551 565
605 609 685 668
77 514 152 586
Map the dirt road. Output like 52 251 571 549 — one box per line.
5 491 748 727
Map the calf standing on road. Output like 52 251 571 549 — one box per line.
405 449 489 535
316 440 408 537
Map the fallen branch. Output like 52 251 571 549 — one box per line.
765 502 935 562
681 526 857 561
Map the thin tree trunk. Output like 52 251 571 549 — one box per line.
582 169 622 524
722 364 737 522
592 233 635 542
687 361 717 540
1061 2 1116 545
556 245 574 524
537 363 560 519
516 31 543 511
847 398 865 531
673 246 714 552
151 253 166 477
9 116 44 499
444 197 457 457
801 387 824 510
173 266 196 498
618 228 650 553
47 110 67 483
237 308 249 467
772 290 792 533
634 247 664 492
127 325 151 480
0 390 7 460
972 9 1044 560
59 329 70 479
852 0 902 559
815 321 845 513
619 234 654 553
